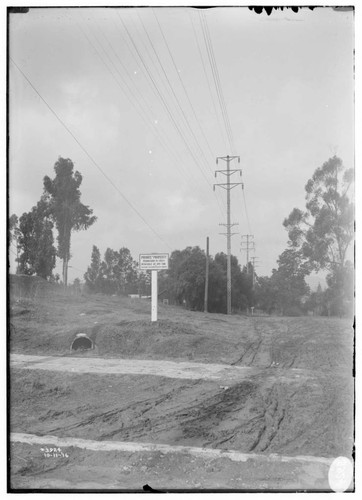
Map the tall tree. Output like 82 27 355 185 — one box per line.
254 276 276 314
115 247 138 294
9 214 21 273
100 248 119 294
254 250 310 316
283 156 353 268
84 245 102 292
283 156 354 314
17 197 57 279
43 157 97 286
168 246 206 310
270 248 310 315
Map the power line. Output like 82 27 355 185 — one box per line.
137 11 225 217
106 10 226 218
117 12 216 192
200 12 235 154
189 11 228 152
152 10 227 217
77 15 205 200
81 17 199 188
76 11 226 233
242 186 253 235
153 10 216 163
138 13 209 168
91 11 223 222
204 19 234 153
10 57 172 251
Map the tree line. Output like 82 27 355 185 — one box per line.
83 244 253 314
10 155 354 317
83 245 148 296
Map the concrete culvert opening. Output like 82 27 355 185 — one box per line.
70 333 94 352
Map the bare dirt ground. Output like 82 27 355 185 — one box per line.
9 291 354 491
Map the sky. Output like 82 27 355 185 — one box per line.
8 5 355 287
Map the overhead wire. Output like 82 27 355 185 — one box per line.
203 14 235 154
196 10 255 255
201 15 234 154
137 13 209 167
76 13 208 202
200 11 235 154
116 11 218 193
152 10 215 164
189 11 228 153
152 9 227 215
10 57 173 251
242 186 252 235
136 10 226 217
108 10 226 218
97 13 218 206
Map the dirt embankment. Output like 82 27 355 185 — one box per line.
10 292 353 370
9 292 354 490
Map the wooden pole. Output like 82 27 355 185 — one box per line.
151 270 158 322
204 236 209 313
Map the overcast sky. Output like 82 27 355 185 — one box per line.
8 6 354 286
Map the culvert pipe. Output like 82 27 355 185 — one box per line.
70 333 94 352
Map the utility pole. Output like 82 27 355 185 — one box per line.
241 234 255 271
214 155 242 314
204 236 209 313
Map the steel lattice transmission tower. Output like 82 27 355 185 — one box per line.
214 155 243 314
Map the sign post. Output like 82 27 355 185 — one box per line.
151 270 158 321
139 253 169 322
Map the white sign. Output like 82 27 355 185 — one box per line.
139 253 169 270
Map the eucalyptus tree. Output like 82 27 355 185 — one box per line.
16 197 56 279
43 157 96 286
283 156 353 271
283 156 354 313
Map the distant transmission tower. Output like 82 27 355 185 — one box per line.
214 155 243 314
250 256 259 288
241 234 255 271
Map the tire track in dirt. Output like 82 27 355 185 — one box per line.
248 385 287 452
